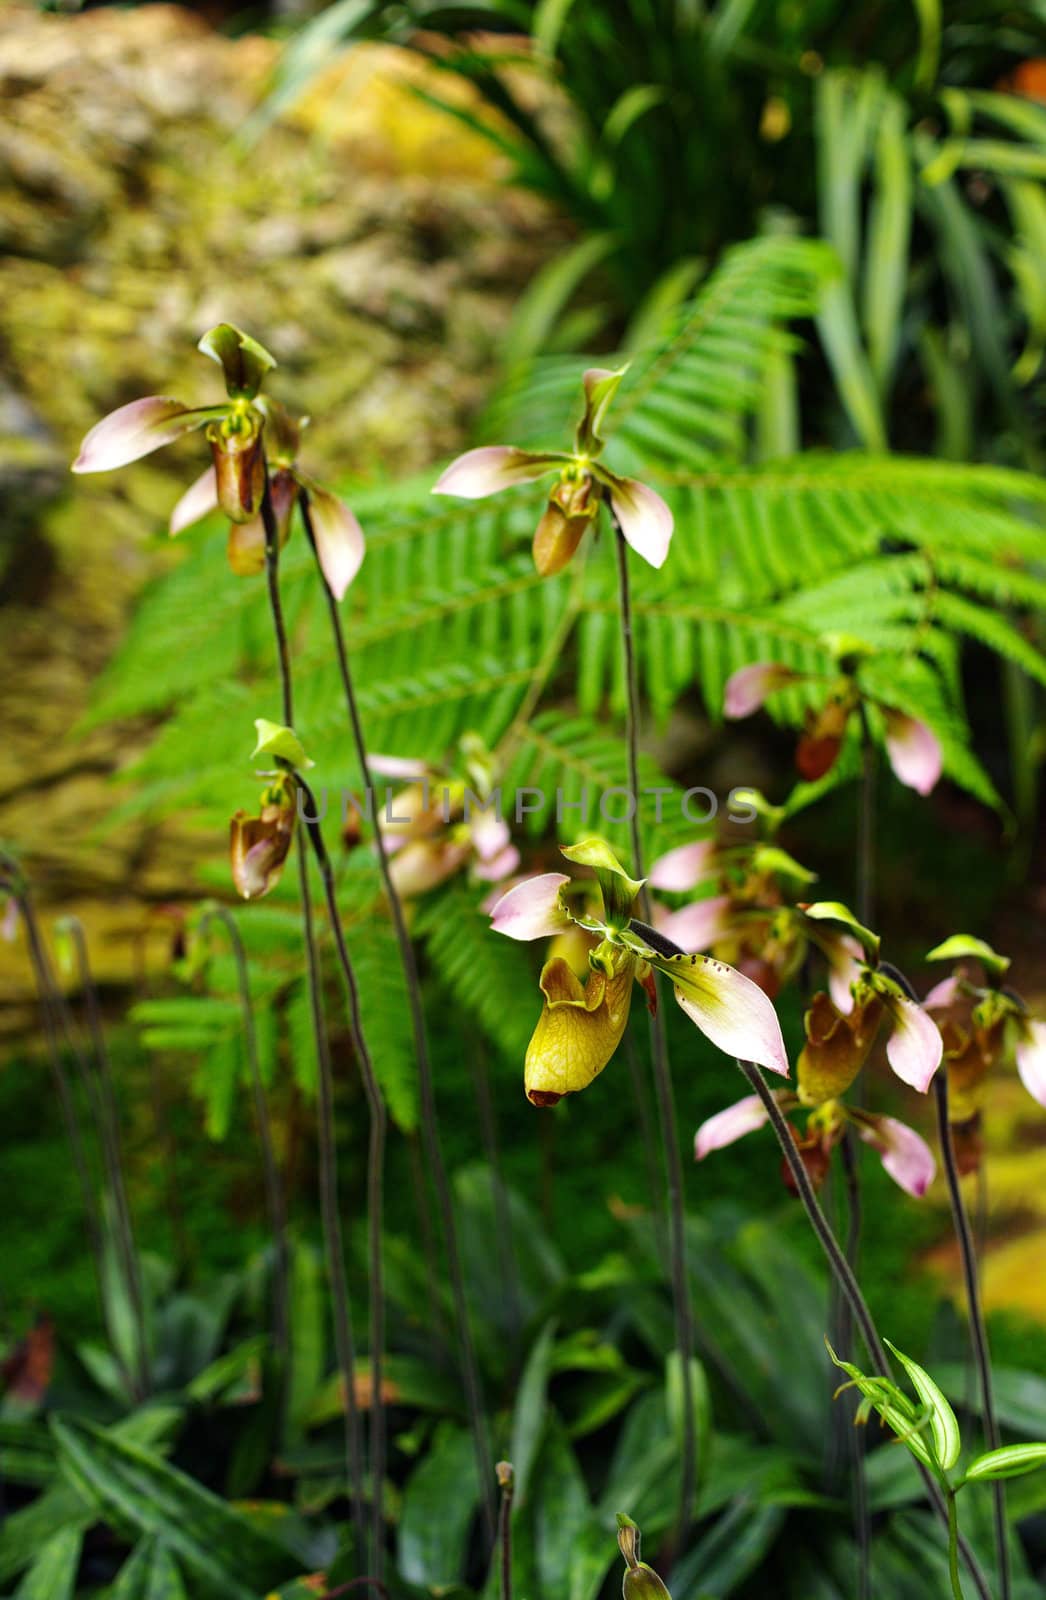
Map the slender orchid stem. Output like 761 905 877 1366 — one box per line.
296 846 368 1565
198 906 291 1366
612 522 696 1547
0 861 110 1351
259 472 372 1569
839 1133 869 1600
295 780 389 1579
735 1057 992 1600
63 917 150 1401
856 701 877 929
299 489 496 1544
933 1071 1009 1600
496 1462 514 1600
947 1491 965 1600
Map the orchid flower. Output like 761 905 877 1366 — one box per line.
799 902 943 1093
724 656 943 796
925 934 1046 1129
695 1089 935 1199
229 719 312 900
647 826 818 999
371 736 520 899
432 367 673 574
72 324 364 600
490 837 787 1106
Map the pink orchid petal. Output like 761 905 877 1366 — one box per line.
72 397 211 473
474 843 520 884
388 839 468 897
673 957 790 1076
648 840 716 892
856 1113 936 1198
884 711 943 796
924 974 961 1011
607 475 673 569
1 897 18 943
432 447 564 499
309 486 365 600
827 936 864 1015
658 897 733 953
694 1094 771 1160
470 812 511 862
723 662 801 720
490 873 572 941
367 754 432 780
883 995 943 1093
1016 1019 1046 1109
169 465 219 535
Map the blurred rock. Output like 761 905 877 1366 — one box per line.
0 1 562 1013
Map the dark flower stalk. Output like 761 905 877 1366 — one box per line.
258 473 376 1572
612 521 696 1548
62 916 150 1401
933 1069 1010 1600
735 1056 992 1600
197 905 291 1367
299 488 496 1543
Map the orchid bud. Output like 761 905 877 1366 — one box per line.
230 778 296 900
533 474 597 576
615 1514 671 1600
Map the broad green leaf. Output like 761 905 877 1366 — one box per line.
963 1443 1046 1482
884 1340 961 1471
49 1417 297 1599
13 1526 81 1600
144 1543 189 1600
510 1318 557 1507
398 1424 480 1590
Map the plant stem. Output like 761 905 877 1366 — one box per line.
296 846 368 1566
299 489 495 1544
839 1132 869 1600
198 906 291 1367
734 1057 992 1600
612 523 696 1547
856 701 876 928
497 1464 514 1600
294 786 388 1576
947 1491 965 1600
259 472 371 1569
65 917 150 1401
933 1070 1009 1600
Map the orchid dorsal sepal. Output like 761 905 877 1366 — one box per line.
198 323 277 400
730 787 786 832
883 1339 961 1471
576 365 627 456
925 934 1011 982
561 836 644 924
800 901 880 965
751 844 817 886
251 718 314 771
823 630 876 671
